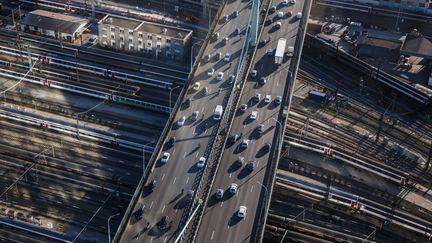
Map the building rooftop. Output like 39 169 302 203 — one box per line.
100 15 192 40
401 31 432 59
105 16 142 30
358 36 401 50
21 9 88 34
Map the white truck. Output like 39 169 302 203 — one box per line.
274 38 286 65
213 105 223 120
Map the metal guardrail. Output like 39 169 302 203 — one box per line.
255 0 313 242
304 34 431 105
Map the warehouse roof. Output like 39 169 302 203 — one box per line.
21 10 88 34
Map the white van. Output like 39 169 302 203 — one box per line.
213 105 223 120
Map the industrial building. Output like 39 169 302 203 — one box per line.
20 9 88 43
98 15 193 61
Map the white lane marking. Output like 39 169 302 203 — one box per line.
211 230 215 240
229 172 232 178
175 209 178 213
221 201 224 207
150 201 154 209
184 152 187 158
149 237 153 243
205 128 208 134
173 177 177 184
162 205 166 213
196 151 199 158
173 148 176 154
243 125 246 128
250 185 254 193
186 176 190 184
163 236 168 243
257 161 260 167
162 173 166 181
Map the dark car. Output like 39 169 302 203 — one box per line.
167 137 176 147
247 161 254 171
236 156 244 167
133 203 145 220
158 215 169 229
229 134 240 144
259 36 271 47
263 143 271 152
182 98 191 108
186 190 194 202
148 180 156 192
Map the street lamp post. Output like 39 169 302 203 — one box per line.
169 86 181 115
107 213 120 243
190 42 201 71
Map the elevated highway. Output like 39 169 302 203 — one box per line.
113 0 256 241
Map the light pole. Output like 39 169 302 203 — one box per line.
190 41 201 71
142 141 154 176
107 213 120 243
169 86 181 115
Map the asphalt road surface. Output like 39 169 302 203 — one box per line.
117 0 255 242
194 0 307 242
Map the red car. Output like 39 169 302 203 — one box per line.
287 10 293 17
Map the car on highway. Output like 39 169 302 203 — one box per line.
277 11 284 18
208 68 215 76
240 104 248 112
223 36 229 45
282 0 289 5
266 48 274 56
234 27 241 35
215 189 224 199
167 137 176 147
177 116 186 126
229 183 238 194
228 74 236 84
275 95 282 105
250 70 257 77
149 179 156 192
186 190 194 202
229 133 240 144
264 95 271 103
158 215 169 229
250 111 258 120
265 18 273 26
232 10 239 18
224 53 231 61
296 12 302 19
259 36 271 47
212 32 220 41
197 157 206 168
161 152 170 163
254 92 261 101
247 161 254 171
270 5 277 13
257 124 264 134
192 82 201 91
263 143 271 152
238 206 247 218
192 111 199 121
133 203 145 220
236 156 244 167
286 10 293 17
183 98 191 108
205 53 211 62
215 52 222 60
223 14 229 22
217 72 224 81
203 87 209 95
275 21 282 29
241 139 249 148
259 77 267 85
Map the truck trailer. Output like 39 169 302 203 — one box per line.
275 38 286 65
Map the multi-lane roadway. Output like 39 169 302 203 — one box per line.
116 0 255 241
193 0 308 242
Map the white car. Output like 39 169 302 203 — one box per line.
241 139 250 148
277 11 284 18
177 116 186 126
161 152 170 163
238 206 247 218
296 12 302 18
208 68 215 76
197 157 206 168
250 111 258 120
264 95 271 103
250 70 257 77
217 72 224 81
224 53 231 61
275 95 282 105
229 183 238 194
